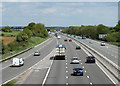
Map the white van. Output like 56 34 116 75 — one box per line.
11 57 24 67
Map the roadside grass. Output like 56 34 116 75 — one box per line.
0 31 21 36
2 80 17 86
1 36 50 61
108 42 120 46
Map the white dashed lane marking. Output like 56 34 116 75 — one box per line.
87 76 89 78
66 76 68 79
66 83 68 85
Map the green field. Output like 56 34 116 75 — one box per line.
0 31 21 36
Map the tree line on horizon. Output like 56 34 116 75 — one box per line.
62 21 120 44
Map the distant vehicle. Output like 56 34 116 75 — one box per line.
86 56 95 63
34 51 40 56
69 39 72 42
78 37 80 39
55 45 66 60
72 67 83 76
57 36 61 39
76 46 81 49
101 42 105 46
11 57 24 67
82 35 86 39
71 57 79 64
74 35 76 37
89 41 93 44
64 39 67 41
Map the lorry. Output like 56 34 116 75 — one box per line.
55 45 66 60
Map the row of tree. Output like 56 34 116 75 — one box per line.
2 22 49 55
62 21 120 42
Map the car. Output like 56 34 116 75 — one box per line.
74 35 76 37
11 57 24 67
69 39 72 42
82 36 86 39
89 41 93 44
34 51 40 56
64 39 67 41
57 36 61 39
86 56 95 63
72 67 83 76
76 46 81 49
101 42 105 46
78 37 80 39
71 57 79 64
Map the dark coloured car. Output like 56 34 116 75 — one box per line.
69 39 72 42
72 67 83 76
64 39 67 41
86 56 95 63
76 46 81 49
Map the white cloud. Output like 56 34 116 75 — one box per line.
40 8 56 14
76 9 83 14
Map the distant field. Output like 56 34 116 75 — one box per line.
0 31 21 36
0 37 16 45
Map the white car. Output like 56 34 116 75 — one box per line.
101 42 105 46
11 57 24 67
34 51 40 56
71 57 79 64
57 36 61 39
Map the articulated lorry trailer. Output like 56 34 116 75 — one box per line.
55 44 66 60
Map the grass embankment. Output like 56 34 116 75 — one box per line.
0 31 21 37
108 42 120 46
1 36 50 60
2 80 17 86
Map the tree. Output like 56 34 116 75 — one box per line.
16 32 29 42
113 20 120 32
2 26 12 32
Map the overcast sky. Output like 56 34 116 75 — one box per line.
1 2 119 27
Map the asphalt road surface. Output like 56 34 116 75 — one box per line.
69 35 118 65
1 34 117 86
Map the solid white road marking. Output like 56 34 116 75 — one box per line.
66 76 68 79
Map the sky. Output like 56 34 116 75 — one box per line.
0 1 119 27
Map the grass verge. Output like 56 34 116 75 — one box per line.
1 36 50 61
0 31 21 37
2 80 17 86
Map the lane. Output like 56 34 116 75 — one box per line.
69 35 118 65
66 40 90 84
45 35 114 85
2 36 57 84
70 40 114 84
1 37 53 69
45 36 66 84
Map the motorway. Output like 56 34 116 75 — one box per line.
1 34 117 85
45 35 114 85
1 36 57 84
68 35 118 65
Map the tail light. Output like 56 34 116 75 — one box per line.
87 59 90 60
93 58 95 60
